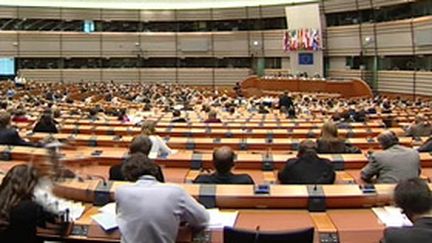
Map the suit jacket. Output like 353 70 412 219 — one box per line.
361 145 420 183
406 123 432 137
116 176 208 243
278 154 336 184
0 200 54 243
194 172 254 184
0 128 33 146
418 138 432 152
382 217 432 243
317 138 361 154
279 95 294 109
109 163 165 182
33 121 58 134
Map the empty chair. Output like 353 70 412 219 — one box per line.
223 226 314 243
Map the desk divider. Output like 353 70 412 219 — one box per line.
330 154 345 171
198 184 216 208
261 154 274 171
307 185 326 212
186 138 195 150
191 153 203 170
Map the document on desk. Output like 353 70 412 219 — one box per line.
207 209 238 229
91 203 118 231
372 206 413 227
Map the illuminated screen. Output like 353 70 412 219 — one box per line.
84 20 95 33
0 57 15 75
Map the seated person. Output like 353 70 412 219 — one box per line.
361 131 420 184
11 109 29 123
0 164 56 242
257 103 270 114
278 140 336 184
204 110 222 123
194 146 254 184
116 153 209 243
109 135 164 182
141 120 175 159
382 178 432 243
0 111 33 146
406 114 432 137
418 136 432 152
171 110 187 123
316 121 360 154
33 112 58 134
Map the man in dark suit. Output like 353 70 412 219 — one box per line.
109 135 164 182
278 91 295 117
278 140 335 184
0 111 33 146
382 178 432 243
194 146 254 184
171 110 187 123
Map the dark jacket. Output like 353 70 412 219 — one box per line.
418 138 432 152
0 200 54 243
109 163 165 183
317 138 361 154
194 172 254 184
33 121 58 134
382 217 432 243
0 128 33 146
279 95 294 109
278 153 336 184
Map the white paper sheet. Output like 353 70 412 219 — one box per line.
91 212 118 231
372 206 413 228
207 209 238 229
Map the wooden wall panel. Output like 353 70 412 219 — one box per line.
213 32 249 57
326 25 361 56
20 69 62 82
140 33 176 57
18 32 61 57
62 8 102 21
323 0 357 14
140 68 176 83
263 30 284 57
101 10 139 21
415 71 432 96
102 69 139 82
62 32 101 57
328 69 362 80
0 32 18 56
63 69 102 82
178 68 213 85
176 9 212 21
17 7 61 19
215 68 249 85
375 19 413 56
0 7 17 18
377 71 415 95
101 33 140 57
413 16 432 55
140 10 176 22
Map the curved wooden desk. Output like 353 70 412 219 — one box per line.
241 76 373 98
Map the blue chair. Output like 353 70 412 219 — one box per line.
223 226 314 243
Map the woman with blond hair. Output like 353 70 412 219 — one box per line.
141 120 175 159
317 120 360 154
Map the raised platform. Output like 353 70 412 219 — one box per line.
241 76 373 98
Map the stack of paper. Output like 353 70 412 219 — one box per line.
207 209 238 229
91 203 118 231
372 206 413 227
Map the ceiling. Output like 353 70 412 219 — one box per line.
0 0 317 10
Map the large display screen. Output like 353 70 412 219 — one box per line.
0 57 15 75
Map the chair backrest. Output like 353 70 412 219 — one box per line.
223 226 314 243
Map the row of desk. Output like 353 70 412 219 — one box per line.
38 207 385 243
53 125 405 139
22 132 428 151
3 145 432 170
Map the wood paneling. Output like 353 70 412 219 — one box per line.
18 68 248 85
0 32 18 56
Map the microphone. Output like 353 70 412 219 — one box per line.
254 225 261 243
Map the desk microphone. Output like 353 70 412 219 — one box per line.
86 174 108 186
254 225 261 243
